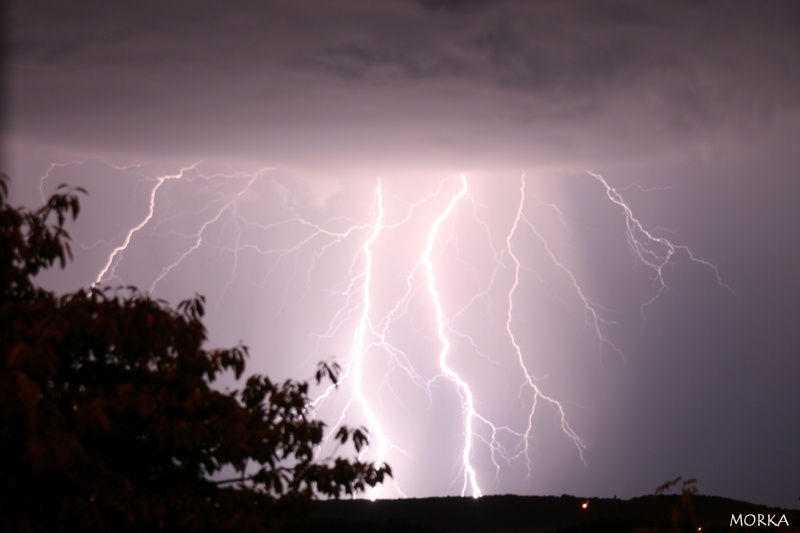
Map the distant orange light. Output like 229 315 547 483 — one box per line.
581 500 589 509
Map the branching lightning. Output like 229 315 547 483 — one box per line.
505 173 586 478
588 171 736 311
35 160 731 500
93 162 201 287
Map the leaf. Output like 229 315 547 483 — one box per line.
352 427 370 452
335 426 349 445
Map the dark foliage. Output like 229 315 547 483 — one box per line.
0 174 391 532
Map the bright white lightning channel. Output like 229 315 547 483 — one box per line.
350 179 390 482
419 174 482 498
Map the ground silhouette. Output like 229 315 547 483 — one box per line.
285 493 800 532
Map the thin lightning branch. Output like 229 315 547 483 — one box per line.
520 212 623 357
93 163 201 287
148 169 271 293
587 171 736 314
38 157 148 203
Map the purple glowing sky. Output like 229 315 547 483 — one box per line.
4 1 800 508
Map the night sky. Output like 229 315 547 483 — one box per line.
4 1 800 509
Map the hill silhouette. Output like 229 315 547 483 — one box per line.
285 494 800 532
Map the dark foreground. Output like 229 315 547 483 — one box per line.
285 494 800 533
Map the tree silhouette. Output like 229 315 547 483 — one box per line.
0 174 391 532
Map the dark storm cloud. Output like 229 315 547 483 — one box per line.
6 0 800 166
416 0 496 13
468 20 635 97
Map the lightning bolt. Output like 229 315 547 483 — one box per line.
32 159 731 501
505 173 586 478
349 179 390 485
419 174 481 498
